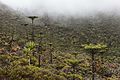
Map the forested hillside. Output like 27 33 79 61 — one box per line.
0 2 120 80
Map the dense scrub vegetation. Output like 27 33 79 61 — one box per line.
0 2 120 80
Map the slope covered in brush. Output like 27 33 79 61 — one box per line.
33 13 120 53
0 2 28 34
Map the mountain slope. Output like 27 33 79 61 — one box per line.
0 2 28 34
0 2 120 53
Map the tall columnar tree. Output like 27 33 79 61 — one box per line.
36 32 44 67
36 44 43 67
21 24 29 41
82 43 107 80
28 16 38 42
23 41 36 65
67 59 81 80
48 43 53 64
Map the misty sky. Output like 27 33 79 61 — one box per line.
0 0 120 16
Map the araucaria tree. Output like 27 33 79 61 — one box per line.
23 41 36 65
82 43 107 80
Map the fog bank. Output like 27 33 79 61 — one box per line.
1 0 120 16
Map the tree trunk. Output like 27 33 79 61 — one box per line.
92 52 95 80
38 54 41 67
50 51 53 64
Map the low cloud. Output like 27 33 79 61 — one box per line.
1 0 120 16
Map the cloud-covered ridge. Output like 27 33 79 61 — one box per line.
1 0 120 16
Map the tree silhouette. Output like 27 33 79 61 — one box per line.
28 16 38 42
82 43 107 80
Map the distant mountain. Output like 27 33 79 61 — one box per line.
35 13 120 52
0 2 120 53
0 2 29 35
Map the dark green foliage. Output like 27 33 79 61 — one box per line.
0 3 120 79
83 43 107 80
